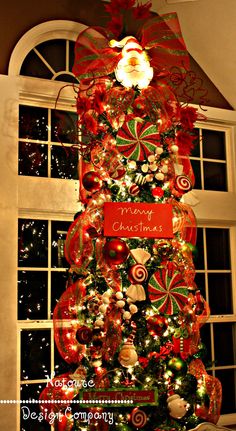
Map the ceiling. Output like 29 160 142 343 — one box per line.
150 0 236 109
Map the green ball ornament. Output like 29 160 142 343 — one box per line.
167 357 187 376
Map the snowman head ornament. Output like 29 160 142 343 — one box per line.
167 394 189 419
109 36 153 89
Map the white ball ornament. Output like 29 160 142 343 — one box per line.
170 144 179 153
129 304 138 314
148 154 156 163
117 300 126 308
116 291 124 300
141 164 149 173
155 147 163 156
99 304 107 314
123 311 132 320
167 394 189 419
155 172 165 181
94 319 104 328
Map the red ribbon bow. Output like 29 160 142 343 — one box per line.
73 13 189 82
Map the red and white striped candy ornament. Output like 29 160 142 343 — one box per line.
128 184 140 196
130 408 147 428
174 175 192 194
128 264 148 284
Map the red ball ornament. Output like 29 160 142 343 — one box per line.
147 314 168 337
103 238 129 265
152 186 164 198
82 171 102 192
76 326 93 345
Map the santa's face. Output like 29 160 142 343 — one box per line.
115 39 153 89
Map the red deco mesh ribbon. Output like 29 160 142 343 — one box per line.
140 12 189 74
72 26 119 81
189 358 222 424
171 200 197 245
39 372 81 413
73 13 189 82
102 303 123 362
95 237 122 292
53 280 87 364
65 189 112 273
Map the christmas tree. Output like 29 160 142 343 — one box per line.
39 1 222 430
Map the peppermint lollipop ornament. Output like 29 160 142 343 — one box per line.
174 175 192 195
116 120 160 161
148 264 189 315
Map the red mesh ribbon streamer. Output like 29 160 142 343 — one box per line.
39 372 81 413
73 26 119 81
65 189 112 273
140 12 190 74
53 280 87 364
171 200 197 245
189 358 222 424
95 237 122 292
102 304 123 361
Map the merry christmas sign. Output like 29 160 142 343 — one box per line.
104 202 173 238
79 388 158 407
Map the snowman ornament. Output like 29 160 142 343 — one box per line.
167 394 189 419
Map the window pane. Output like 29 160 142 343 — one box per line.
191 129 200 157
215 369 236 414
21 330 51 380
20 50 53 80
54 341 72 376
203 161 227 191
21 383 51 431
51 221 70 268
18 271 48 320
18 219 48 268
208 273 233 315
202 129 226 160
194 228 204 269
51 145 78 179
19 142 48 177
190 160 201 189
36 40 66 73
51 272 68 318
51 110 77 144
199 323 212 366
214 323 236 366
206 228 230 270
55 73 78 83
69 40 75 72
194 273 206 297
19 106 48 140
